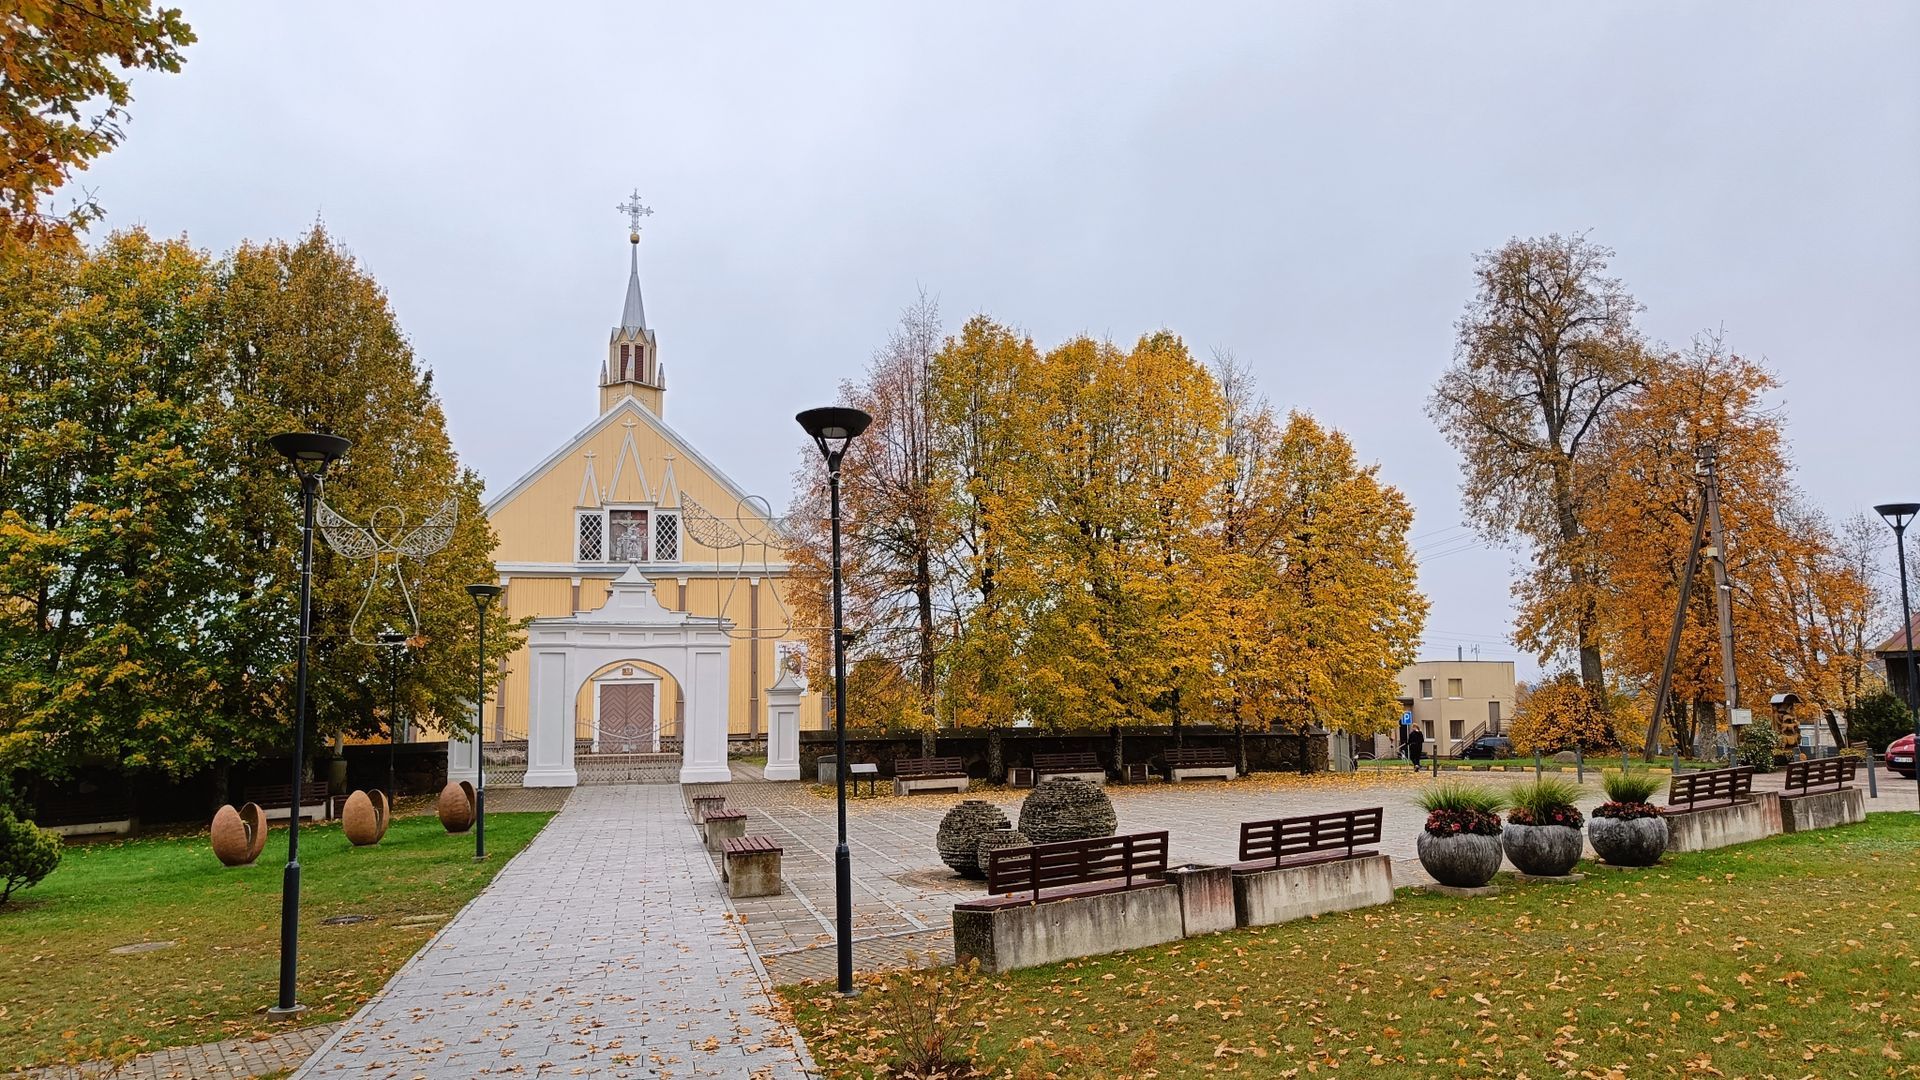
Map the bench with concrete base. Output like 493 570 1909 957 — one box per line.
1779 757 1865 833
1229 807 1393 927
704 808 748 852
1033 752 1105 785
1164 746 1236 782
954 831 1178 973
722 834 784 898
246 781 332 823
690 794 726 824
33 793 134 838
1662 766 1780 852
894 756 970 795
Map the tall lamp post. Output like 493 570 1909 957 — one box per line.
267 431 351 1017
796 405 872 996
377 628 409 800
466 583 503 860
1873 502 1920 810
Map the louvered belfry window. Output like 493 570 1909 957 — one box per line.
576 511 604 562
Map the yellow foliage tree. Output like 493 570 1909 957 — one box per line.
1509 674 1630 753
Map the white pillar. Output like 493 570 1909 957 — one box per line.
762 668 804 781
679 641 734 783
447 725 479 785
524 645 578 787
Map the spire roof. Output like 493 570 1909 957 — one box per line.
620 239 647 331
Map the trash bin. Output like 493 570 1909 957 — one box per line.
817 754 838 785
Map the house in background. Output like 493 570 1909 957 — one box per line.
1395 660 1517 755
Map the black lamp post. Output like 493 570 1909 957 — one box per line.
267 431 351 1017
377 628 409 800
466 583 503 860
796 405 872 996
1874 502 1920 810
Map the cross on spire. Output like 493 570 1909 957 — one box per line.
617 189 653 237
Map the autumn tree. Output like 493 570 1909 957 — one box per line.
1430 234 1652 694
1508 673 1631 753
0 0 195 240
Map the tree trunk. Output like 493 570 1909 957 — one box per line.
1234 719 1248 775
987 728 1005 784
1111 723 1124 776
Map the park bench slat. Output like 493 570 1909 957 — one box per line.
1783 757 1856 795
980 830 1170 902
895 756 967 779
1164 747 1231 769
1237 807 1383 868
1034 752 1101 772
1665 766 1754 811
723 834 781 855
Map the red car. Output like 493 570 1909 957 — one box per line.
1888 733 1917 778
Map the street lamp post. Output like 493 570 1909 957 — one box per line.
377 629 408 800
796 406 872 997
466 583 503 860
267 431 351 1017
1873 502 1920 811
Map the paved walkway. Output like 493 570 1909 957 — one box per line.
11 1024 340 1080
291 785 810 1080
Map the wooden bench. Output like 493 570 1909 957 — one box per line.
703 808 749 852
961 830 1171 908
1033 751 1105 784
722 834 783 897
1784 756 1857 796
690 794 726 823
1232 807 1384 872
1164 746 1236 782
246 781 332 822
893 755 969 795
32 792 134 837
1664 765 1755 812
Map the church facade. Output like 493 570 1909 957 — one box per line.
452 208 821 785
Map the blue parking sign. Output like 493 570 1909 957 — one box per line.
1400 711 1412 726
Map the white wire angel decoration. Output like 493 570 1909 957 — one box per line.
317 496 458 644
678 491 800 645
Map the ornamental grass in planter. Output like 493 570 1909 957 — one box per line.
1501 778 1585 877
1587 771 1669 867
1414 783 1506 888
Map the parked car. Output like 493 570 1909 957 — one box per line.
1888 733 1916 778
1460 735 1513 760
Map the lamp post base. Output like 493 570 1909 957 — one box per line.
267 1003 308 1019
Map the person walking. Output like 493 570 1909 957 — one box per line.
1407 725 1426 770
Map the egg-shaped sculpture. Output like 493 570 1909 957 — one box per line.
437 780 476 833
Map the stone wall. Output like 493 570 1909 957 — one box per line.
800 727 1327 780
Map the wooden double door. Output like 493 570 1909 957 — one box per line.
596 681 658 753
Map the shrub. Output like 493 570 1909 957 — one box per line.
1414 783 1505 837
1505 777 1585 828
1846 690 1913 752
872 955 983 1079
0 810 61 904
1594 770 1663 821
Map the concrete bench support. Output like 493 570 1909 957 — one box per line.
691 794 726 824
953 882 1183 974
1168 766 1236 783
704 809 748 852
723 836 784 898
1232 853 1393 928
1036 770 1106 785
1166 864 1236 937
1664 791 1781 853
1780 787 1865 833
894 776 969 796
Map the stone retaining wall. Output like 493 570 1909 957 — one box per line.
1780 786 1866 833
1232 854 1395 927
1665 791 1782 853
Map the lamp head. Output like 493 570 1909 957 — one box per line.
376 629 408 647
1875 502 1920 530
466 582 504 609
796 406 873 461
270 431 351 468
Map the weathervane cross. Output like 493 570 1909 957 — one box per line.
617 189 653 234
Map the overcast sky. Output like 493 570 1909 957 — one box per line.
82 2 1920 678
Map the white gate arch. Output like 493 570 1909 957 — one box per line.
451 565 733 787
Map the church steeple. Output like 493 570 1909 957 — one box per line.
601 189 666 417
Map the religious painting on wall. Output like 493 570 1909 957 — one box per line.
609 509 649 562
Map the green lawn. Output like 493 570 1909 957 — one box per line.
785 815 1920 1079
0 810 552 1069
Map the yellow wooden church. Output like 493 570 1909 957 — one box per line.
449 202 820 786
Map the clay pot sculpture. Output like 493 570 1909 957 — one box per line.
437 780 477 833
342 789 391 846
211 802 269 867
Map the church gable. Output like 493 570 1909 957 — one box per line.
487 397 781 569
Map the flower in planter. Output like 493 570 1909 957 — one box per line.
1414 783 1507 888
1501 778 1586 877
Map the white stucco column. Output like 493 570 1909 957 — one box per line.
524 642 579 787
447 724 479 785
762 668 804 781
679 640 734 783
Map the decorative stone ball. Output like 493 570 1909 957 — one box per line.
974 827 1031 877
343 789 391 847
936 800 1011 878
437 780 476 833
210 803 265 867
1017 777 1117 845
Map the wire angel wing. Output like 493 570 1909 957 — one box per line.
679 494 742 549
394 496 458 559
316 499 378 560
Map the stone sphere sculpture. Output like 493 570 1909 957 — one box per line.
342 789 391 846
974 827 1031 877
437 780 476 833
936 800 1011 878
1017 777 1117 845
211 802 268 867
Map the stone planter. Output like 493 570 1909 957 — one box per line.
1587 814 1668 866
936 800 1012 878
1501 822 1582 877
1017 778 1117 845
1415 831 1502 888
